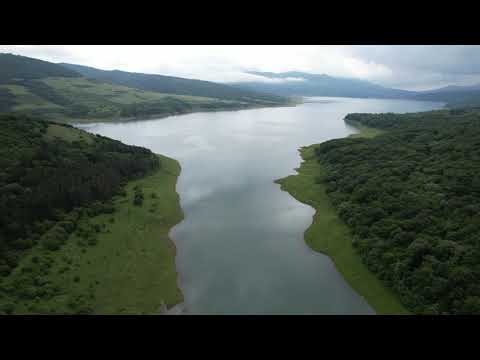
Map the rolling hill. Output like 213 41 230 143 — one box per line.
61 63 288 104
0 54 290 123
413 84 480 108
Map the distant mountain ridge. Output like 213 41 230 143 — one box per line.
414 83 480 108
420 83 480 94
230 71 417 99
231 70 480 108
60 63 287 104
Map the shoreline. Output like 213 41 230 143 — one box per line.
2 154 185 314
275 125 408 315
153 154 185 312
66 101 299 125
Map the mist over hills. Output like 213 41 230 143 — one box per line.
231 71 480 108
230 71 417 99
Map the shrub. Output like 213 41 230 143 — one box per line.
133 190 144 206
0 303 15 315
42 236 63 251
0 264 11 277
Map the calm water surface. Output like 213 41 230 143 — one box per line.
79 97 443 314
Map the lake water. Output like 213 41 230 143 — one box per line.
79 97 443 314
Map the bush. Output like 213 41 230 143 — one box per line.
42 236 63 251
133 187 144 206
12 238 34 250
0 264 11 277
59 221 75 234
0 303 15 315
87 237 98 246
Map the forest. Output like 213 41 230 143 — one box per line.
0 114 159 280
314 109 480 314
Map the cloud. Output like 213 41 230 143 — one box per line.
347 45 480 90
1 45 479 90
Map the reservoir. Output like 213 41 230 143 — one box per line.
80 97 442 314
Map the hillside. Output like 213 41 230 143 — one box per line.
230 71 417 99
413 85 480 108
0 114 183 314
0 53 80 82
61 63 288 104
308 109 480 314
0 54 290 122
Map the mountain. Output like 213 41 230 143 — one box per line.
0 53 80 82
231 70 480 108
0 54 290 123
419 83 480 94
60 63 288 104
413 84 480 108
229 71 417 99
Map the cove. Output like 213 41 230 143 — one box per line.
79 97 443 314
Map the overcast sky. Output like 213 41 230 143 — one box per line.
1 45 480 91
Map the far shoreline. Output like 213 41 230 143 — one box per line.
66 100 301 125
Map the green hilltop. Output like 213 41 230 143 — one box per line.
0 53 290 123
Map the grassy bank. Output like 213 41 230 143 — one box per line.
1 154 184 315
275 126 408 315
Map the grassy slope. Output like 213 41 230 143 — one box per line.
1 76 292 123
1 77 256 123
0 84 61 111
3 123 184 314
44 123 94 144
275 126 408 315
42 77 233 105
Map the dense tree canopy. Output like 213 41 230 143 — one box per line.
316 109 480 314
0 114 159 276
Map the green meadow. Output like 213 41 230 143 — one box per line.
275 126 408 315
1 153 184 314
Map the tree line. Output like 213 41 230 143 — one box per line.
0 114 160 278
315 109 480 314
